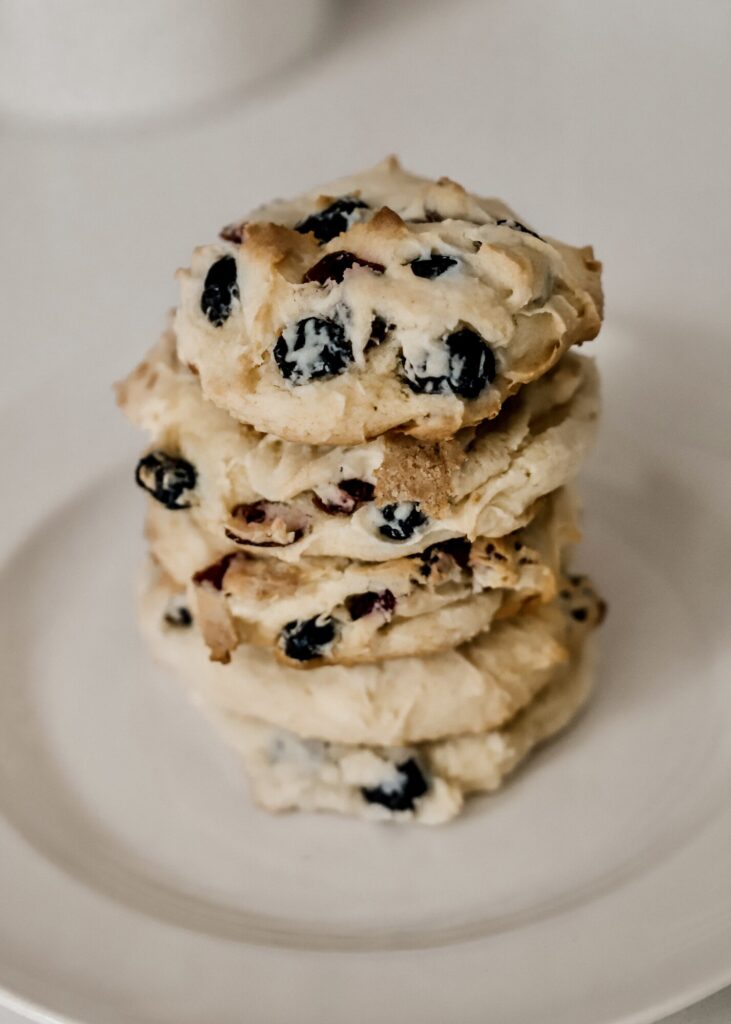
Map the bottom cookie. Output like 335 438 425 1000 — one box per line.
205 639 595 825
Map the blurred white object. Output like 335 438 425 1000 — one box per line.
0 0 329 123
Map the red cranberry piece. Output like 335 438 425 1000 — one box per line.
219 221 246 243
192 553 237 591
313 479 375 515
303 250 384 285
226 502 308 547
346 589 396 621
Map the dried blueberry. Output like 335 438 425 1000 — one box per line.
135 451 197 510
273 316 353 384
200 255 239 327
313 479 375 515
409 254 458 279
340 479 376 503
361 758 429 812
163 595 193 628
279 615 340 662
367 316 389 348
295 197 369 243
375 502 428 542
303 250 384 285
346 589 396 621
402 328 496 400
495 217 542 241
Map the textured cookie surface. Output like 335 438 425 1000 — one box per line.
205 639 595 824
140 563 603 745
146 487 578 667
174 157 602 444
117 331 599 563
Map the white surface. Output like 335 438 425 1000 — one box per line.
0 1 730 1021
0 0 330 122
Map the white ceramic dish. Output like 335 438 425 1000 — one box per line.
0 322 730 1024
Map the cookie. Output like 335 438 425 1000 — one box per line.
117 331 598 563
174 156 602 445
140 561 603 745
204 638 595 824
146 487 579 666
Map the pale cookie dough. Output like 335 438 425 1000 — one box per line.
140 563 604 745
116 331 599 563
146 487 579 667
205 638 596 824
174 156 602 445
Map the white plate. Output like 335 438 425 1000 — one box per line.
0 323 730 1024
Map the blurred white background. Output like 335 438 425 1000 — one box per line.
0 1 729 1021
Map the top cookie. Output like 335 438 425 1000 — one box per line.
175 156 603 445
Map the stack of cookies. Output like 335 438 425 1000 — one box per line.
117 157 605 824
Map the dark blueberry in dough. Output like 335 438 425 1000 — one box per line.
340 479 376 504
495 217 542 241
200 255 239 327
280 615 340 662
135 451 197 510
346 589 397 621
366 316 390 351
375 502 428 541
273 316 353 384
571 607 588 622
303 250 384 285
361 758 429 812
295 197 369 244
409 254 458 278
163 596 193 628
402 328 496 400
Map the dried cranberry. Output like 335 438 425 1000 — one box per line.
346 590 396 621
295 197 369 243
200 255 239 327
231 503 267 524
402 328 496 400
303 250 384 285
313 479 375 515
409 254 458 278
135 451 197 510
375 502 428 541
273 316 352 384
420 537 472 571
226 502 308 546
279 615 340 662
361 758 429 812
219 221 246 244
192 554 237 591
